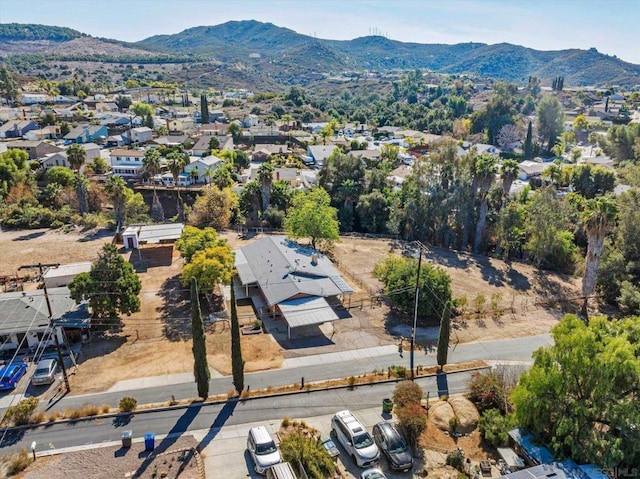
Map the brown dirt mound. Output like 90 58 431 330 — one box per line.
448 396 480 434
429 400 456 431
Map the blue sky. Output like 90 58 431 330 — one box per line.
2 0 640 63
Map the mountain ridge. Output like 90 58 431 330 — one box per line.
3 20 640 87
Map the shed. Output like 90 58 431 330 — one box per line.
123 223 185 250
43 262 92 288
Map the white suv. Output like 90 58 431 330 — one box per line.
331 410 380 468
247 426 282 474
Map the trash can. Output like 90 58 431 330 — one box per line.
121 430 132 448
382 398 393 414
144 433 155 452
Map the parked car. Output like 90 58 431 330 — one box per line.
372 422 413 472
0 362 28 391
331 410 379 468
31 358 59 386
360 468 388 479
247 426 282 474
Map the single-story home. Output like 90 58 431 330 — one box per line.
306 145 338 167
518 160 549 180
235 235 354 338
0 287 91 352
252 144 290 161
122 223 185 250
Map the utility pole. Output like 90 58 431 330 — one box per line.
410 244 423 380
19 263 70 393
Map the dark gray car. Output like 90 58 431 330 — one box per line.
372 422 413 472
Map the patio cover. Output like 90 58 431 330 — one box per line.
278 296 339 339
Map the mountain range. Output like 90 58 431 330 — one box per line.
3 20 640 88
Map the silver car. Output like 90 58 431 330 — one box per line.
31 358 58 386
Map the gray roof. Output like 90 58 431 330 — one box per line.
43 262 92 279
137 223 185 243
0 287 90 335
307 145 338 162
235 235 353 307
279 296 339 328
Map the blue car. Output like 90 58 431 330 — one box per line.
0 363 28 391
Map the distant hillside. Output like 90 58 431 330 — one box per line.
3 21 640 87
0 23 85 41
137 20 640 87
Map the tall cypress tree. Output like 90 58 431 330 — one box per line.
230 285 245 394
524 120 533 160
191 278 210 399
436 302 451 369
200 94 210 124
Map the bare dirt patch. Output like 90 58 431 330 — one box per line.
0 227 113 277
19 435 200 479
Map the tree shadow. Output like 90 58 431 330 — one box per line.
197 399 238 451
506 267 531 291
112 414 132 428
133 402 203 477
0 429 25 448
156 275 193 341
13 231 46 241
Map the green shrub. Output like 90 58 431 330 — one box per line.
119 396 137 413
4 397 39 426
478 408 516 447
466 370 512 414
280 430 335 479
446 448 465 471
393 381 423 408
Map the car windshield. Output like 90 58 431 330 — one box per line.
34 368 49 375
388 439 407 454
353 432 373 449
255 440 277 455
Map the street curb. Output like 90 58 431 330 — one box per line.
0 364 489 434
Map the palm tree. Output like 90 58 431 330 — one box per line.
500 159 520 201
104 175 128 232
241 181 262 224
256 162 274 214
581 197 618 319
67 143 89 214
338 178 359 231
142 148 164 222
542 161 562 188
473 154 498 253
166 150 187 221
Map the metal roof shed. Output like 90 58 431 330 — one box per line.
278 296 339 339
497 447 526 470
137 223 184 244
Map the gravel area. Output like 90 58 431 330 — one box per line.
22 435 201 479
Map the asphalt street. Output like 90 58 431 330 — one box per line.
0 369 477 454
42 333 551 411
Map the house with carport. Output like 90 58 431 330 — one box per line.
234 235 354 339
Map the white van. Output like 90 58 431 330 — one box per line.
331 410 379 468
266 462 297 479
247 426 282 474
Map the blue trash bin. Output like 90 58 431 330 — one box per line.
144 433 155 451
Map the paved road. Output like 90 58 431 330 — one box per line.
37 333 550 412
0 369 479 454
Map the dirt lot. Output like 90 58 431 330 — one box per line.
16 435 200 479
0 227 113 278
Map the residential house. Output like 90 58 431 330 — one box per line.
64 124 109 144
6 140 63 160
198 123 227 136
24 125 61 141
349 149 382 162
243 114 259 128
473 143 502 157
126 127 154 145
41 143 102 170
518 160 549 180
305 145 338 167
167 117 195 133
249 125 280 137
109 148 146 179
234 235 354 338
388 164 412 189
190 136 215 157
151 135 190 147
584 156 614 169
21 93 48 105
0 119 39 139
184 155 223 184
122 223 185 250
248 167 301 188
0 287 91 352
252 144 290 161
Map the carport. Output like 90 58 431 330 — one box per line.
278 296 339 339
